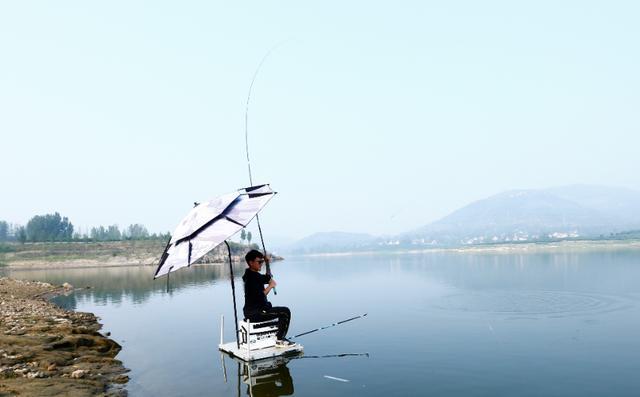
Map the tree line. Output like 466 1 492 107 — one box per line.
0 213 169 244
86 224 170 242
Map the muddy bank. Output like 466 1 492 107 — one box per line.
0 278 128 396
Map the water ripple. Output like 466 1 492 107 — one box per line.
434 290 635 318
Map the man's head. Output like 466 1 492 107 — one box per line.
245 249 265 271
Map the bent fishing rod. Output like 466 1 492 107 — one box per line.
244 45 283 294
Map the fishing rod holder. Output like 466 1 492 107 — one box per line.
239 318 280 350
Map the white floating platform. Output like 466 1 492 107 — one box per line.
219 342 304 362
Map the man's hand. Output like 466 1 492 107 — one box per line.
264 278 277 296
264 255 271 265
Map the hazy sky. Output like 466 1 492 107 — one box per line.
1 1 639 241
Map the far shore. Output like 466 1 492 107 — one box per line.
299 239 640 257
0 240 278 270
1 259 161 270
2 239 640 270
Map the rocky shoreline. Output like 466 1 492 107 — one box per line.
0 278 128 396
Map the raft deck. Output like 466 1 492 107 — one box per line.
219 341 304 362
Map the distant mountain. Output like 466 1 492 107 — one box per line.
286 185 640 253
546 185 640 225
283 231 375 254
264 234 298 253
409 185 640 244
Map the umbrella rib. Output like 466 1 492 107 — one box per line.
172 194 244 247
174 212 230 246
225 216 245 227
246 192 273 199
153 237 173 278
174 191 275 247
243 184 268 192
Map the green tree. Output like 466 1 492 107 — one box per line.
16 226 27 244
91 226 107 241
26 212 74 242
240 229 246 244
0 221 8 242
247 231 252 246
106 225 121 241
126 224 149 240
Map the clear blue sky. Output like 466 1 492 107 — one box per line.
1 1 639 241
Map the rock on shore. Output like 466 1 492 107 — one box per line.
0 278 128 396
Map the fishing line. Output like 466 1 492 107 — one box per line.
290 313 368 339
245 44 282 186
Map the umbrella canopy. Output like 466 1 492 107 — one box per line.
154 184 276 279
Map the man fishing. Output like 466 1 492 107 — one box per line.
242 249 293 346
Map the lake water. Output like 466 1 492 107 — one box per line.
3 249 640 396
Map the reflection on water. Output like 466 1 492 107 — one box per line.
2 249 640 396
2 263 245 309
226 353 298 397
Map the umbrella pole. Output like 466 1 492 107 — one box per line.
166 267 172 293
225 240 240 349
236 361 241 397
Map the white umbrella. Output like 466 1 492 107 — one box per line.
154 184 276 279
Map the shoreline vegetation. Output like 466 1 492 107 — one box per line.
0 240 266 270
0 278 128 396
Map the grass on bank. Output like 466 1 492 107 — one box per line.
0 240 166 264
0 240 257 266
0 244 17 253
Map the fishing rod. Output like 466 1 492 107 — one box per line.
294 353 370 359
244 45 283 294
291 313 368 339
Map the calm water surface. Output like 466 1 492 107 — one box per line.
3 250 640 396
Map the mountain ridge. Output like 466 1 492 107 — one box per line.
284 185 640 252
